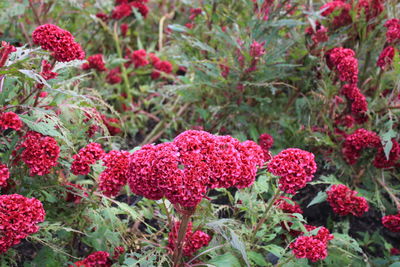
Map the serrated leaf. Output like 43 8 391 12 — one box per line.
307 191 327 208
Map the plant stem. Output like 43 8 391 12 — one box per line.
251 187 281 244
172 213 192 267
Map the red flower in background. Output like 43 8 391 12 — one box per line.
385 19 400 43
32 24 85 62
0 112 23 131
65 182 88 204
0 41 16 67
106 67 122 84
274 196 303 214
120 23 128 37
377 46 395 70
382 214 400 232
130 49 149 68
112 4 132 20
70 251 111 267
327 184 369 217
290 236 328 262
342 128 381 165
151 60 173 79
0 163 9 188
71 142 105 175
82 54 107 72
320 1 352 29
259 133 274 161
373 139 400 169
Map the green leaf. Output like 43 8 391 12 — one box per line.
168 24 189 33
248 251 268 266
307 191 327 208
208 253 241 267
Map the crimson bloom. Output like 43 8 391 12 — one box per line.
382 214 400 232
69 251 111 267
71 143 105 175
0 162 9 188
327 184 369 217
0 112 23 131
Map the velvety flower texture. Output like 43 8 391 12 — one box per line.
71 143 105 175
82 54 107 72
127 130 264 207
32 24 85 62
327 184 369 217
384 18 400 43
99 150 130 197
130 49 149 68
0 112 23 131
340 84 368 122
342 128 381 165
151 60 173 79
0 194 45 253
274 196 303 214
19 131 60 176
0 41 16 67
382 214 400 232
70 251 111 267
168 221 211 257
320 1 352 29
373 139 400 169
268 148 317 194
0 163 9 188
326 47 358 83
377 46 395 70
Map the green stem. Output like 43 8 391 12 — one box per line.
172 213 192 267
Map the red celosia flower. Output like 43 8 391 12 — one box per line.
340 84 368 120
70 251 111 267
131 49 149 68
151 60 173 79
113 246 125 259
335 115 355 128
0 41 16 67
112 4 132 20
96 13 109 21
71 142 105 175
0 194 45 253
326 47 358 83
99 150 130 197
252 0 274 21
250 41 266 58
37 60 58 89
385 19 400 43
327 184 369 216
274 196 303 214
0 162 9 188
101 115 121 135
259 133 274 161
377 46 395 70
290 236 328 262
168 221 211 257
320 1 352 28
106 67 122 84
356 0 384 22
19 131 60 176
0 112 23 131
189 8 202 20
148 52 160 65
373 139 400 168
305 22 329 44
382 214 400 232
219 63 230 78
82 54 107 72
305 225 334 244
268 148 317 194
32 24 85 62
65 182 87 204
342 128 380 165
120 23 128 37
131 2 149 18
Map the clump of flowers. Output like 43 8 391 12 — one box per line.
342 128 381 165
18 131 60 176
98 150 130 197
356 0 384 22
106 67 122 84
320 1 352 29
0 162 9 187
0 194 45 253
268 148 317 194
340 84 368 123
325 47 358 83
71 142 105 175
0 41 16 67
373 139 400 169
326 184 369 217
82 54 107 72
0 111 23 131
32 24 85 62
111 0 149 20
382 214 400 232
274 196 303 214
384 18 400 44
127 130 264 207
167 221 211 257
70 251 111 267
377 46 396 70
151 60 173 79
305 22 329 45
258 133 274 161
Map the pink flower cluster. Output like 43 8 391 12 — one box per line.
341 128 380 165
127 130 264 207
268 148 317 194
327 184 369 216
274 196 303 214
258 133 274 161
0 111 23 131
111 0 149 20
290 226 334 262
0 41 16 67
70 251 111 267
19 131 60 176
32 24 85 62
0 162 9 188
71 143 105 175
382 214 400 232
320 1 351 29
168 221 211 257
0 194 45 253
98 150 130 197
326 47 358 84
82 54 107 72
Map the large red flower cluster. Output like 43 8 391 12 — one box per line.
70 251 111 267
326 47 358 84
0 111 23 131
111 0 149 20
0 41 16 67
320 1 351 29
382 214 400 232
341 128 381 165
71 143 105 175
268 148 317 194
98 150 130 197
127 130 264 207
274 196 303 214
82 54 107 72
167 221 211 257
327 184 369 216
0 194 45 253
0 162 9 188
19 131 60 176
32 24 85 62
